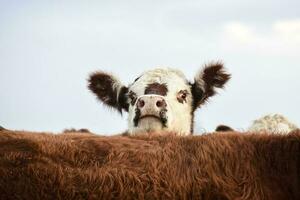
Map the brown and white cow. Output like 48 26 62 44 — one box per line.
88 62 230 135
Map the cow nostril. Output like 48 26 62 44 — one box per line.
156 100 163 107
138 100 145 108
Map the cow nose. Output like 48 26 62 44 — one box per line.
156 99 166 108
137 99 145 108
137 95 167 109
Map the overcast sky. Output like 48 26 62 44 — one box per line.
1 0 299 134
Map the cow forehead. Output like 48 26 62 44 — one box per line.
129 68 190 94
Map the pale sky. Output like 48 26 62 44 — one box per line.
1 0 299 134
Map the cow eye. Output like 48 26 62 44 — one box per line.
181 93 186 99
177 90 188 103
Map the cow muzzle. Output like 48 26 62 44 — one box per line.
133 95 168 127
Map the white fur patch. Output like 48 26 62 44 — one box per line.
111 76 123 103
194 70 205 91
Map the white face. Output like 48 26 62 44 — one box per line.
88 62 230 135
127 68 193 135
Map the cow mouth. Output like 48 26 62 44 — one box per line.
133 109 168 128
138 115 168 128
139 115 162 121
138 115 163 124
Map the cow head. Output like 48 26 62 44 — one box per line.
88 62 231 135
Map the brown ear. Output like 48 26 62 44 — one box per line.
191 62 231 109
215 125 234 132
88 71 129 113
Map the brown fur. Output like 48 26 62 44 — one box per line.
145 83 168 96
88 72 129 112
1 129 300 200
201 62 231 100
192 62 231 109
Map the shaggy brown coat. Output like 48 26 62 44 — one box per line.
0 129 300 200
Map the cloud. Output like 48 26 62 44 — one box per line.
221 19 300 56
273 19 300 42
223 22 256 44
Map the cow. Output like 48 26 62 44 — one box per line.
88 62 231 135
248 114 298 133
1 129 300 199
216 114 298 134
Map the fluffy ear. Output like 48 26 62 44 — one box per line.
191 62 231 109
88 71 129 113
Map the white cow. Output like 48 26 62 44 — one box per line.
248 114 298 134
88 62 230 135
216 114 298 134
